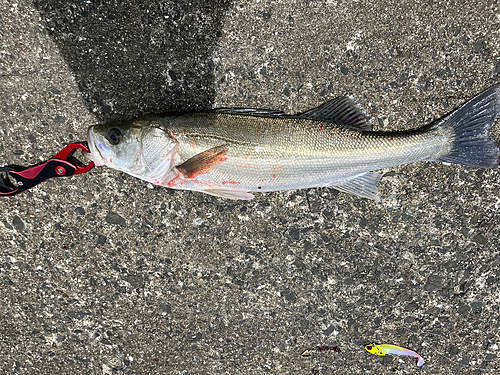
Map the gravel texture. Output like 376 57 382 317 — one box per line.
1 0 499 374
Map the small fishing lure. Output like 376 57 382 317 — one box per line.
301 346 340 357
365 343 424 367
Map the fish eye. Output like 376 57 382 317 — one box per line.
108 128 122 145
366 345 372 350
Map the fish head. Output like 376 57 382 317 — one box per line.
364 344 382 355
88 119 179 181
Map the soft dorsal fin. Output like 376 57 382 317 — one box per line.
300 97 371 131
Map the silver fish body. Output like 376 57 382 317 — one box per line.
88 85 500 200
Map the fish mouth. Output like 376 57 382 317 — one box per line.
88 126 107 166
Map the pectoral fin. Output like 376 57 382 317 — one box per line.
177 145 229 178
328 172 382 201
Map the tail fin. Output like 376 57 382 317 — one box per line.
435 84 500 168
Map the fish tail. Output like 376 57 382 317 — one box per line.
433 83 500 168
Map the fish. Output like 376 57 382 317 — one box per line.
365 343 424 367
87 84 500 201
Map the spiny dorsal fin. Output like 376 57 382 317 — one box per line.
300 97 371 131
215 108 287 117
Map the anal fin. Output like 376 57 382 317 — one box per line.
328 172 382 201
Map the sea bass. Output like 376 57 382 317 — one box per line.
88 85 500 201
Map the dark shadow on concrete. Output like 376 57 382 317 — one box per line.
34 0 232 122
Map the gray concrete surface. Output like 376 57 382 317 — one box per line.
1 0 499 374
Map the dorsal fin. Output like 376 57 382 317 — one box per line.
215 108 287 117
300 97 371 131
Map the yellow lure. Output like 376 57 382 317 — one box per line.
365 343 424 367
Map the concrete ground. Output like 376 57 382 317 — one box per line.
1 0 499 374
